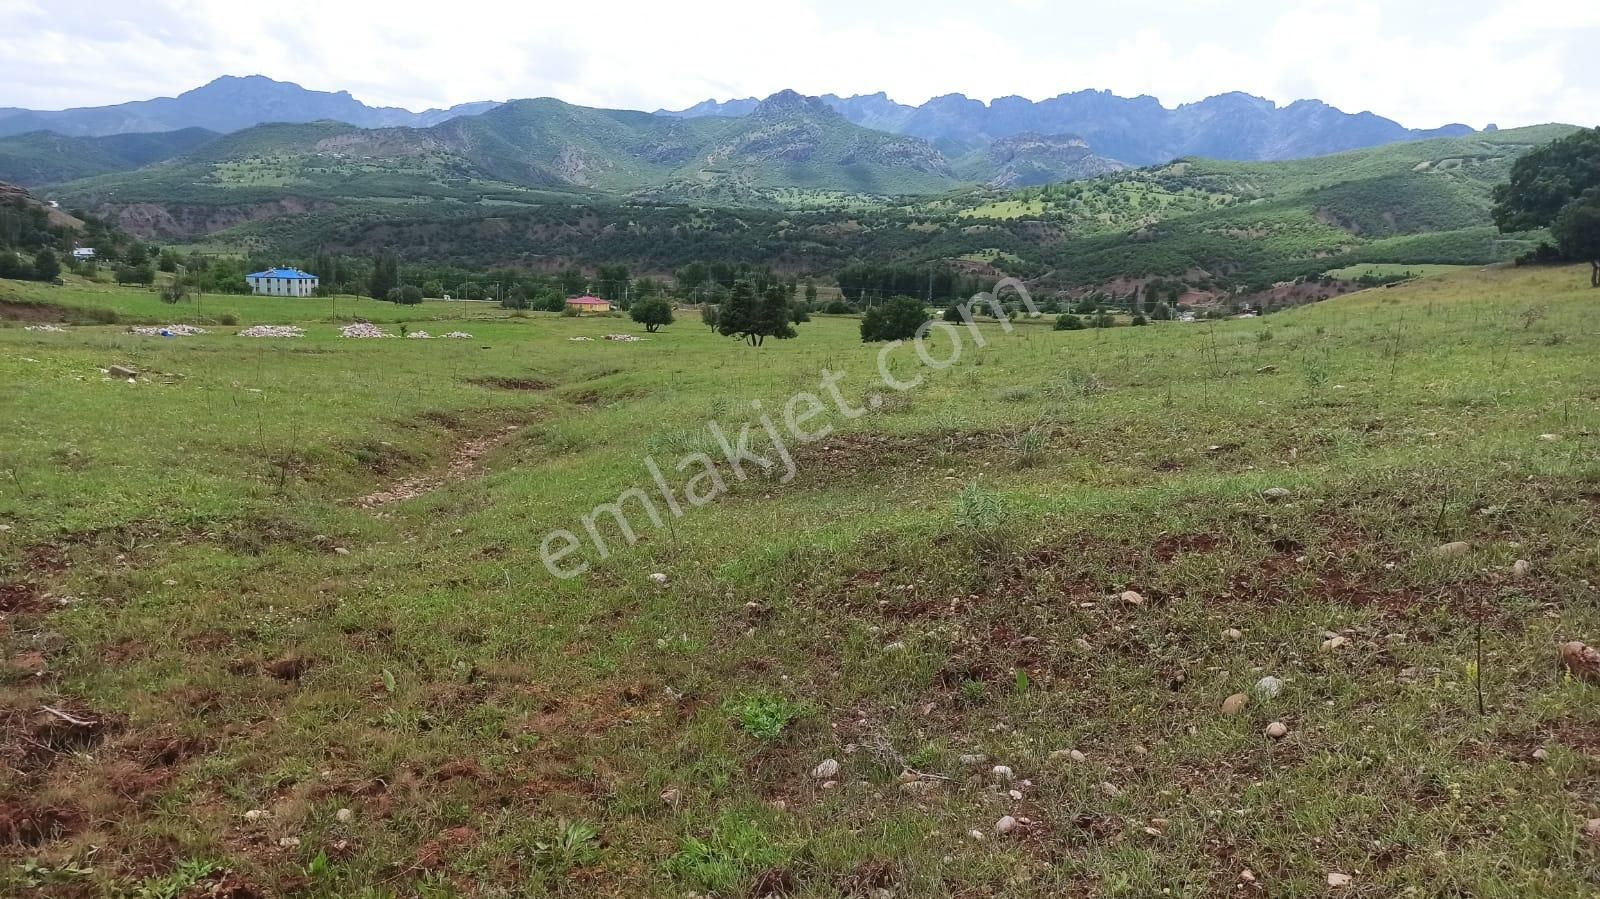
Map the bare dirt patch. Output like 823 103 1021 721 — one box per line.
356 424 521 508
0 581 45 613
0 300 72 323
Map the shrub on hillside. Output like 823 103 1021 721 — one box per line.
1054 313 1085 331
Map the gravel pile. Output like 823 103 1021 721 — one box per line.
405 330 433 339
237 325 305 338
340 323 394 339
24 324 66 332
441 331 473 339
603 334 645 342
129 324 208 336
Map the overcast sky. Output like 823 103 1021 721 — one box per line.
3 0 1596 128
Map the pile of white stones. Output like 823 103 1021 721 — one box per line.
129 324 208 336
237 325 305 338
340 323 394 339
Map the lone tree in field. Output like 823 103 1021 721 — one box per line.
1493 127 1600 286
860 295 928 342
716 281 797 346
630 297 674 332
1552 190 1600 288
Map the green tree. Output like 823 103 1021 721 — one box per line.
1552 189 1600 288
1493 127 1600 286
1151 301 1174 321
717 281 797 346
501 284 529 310
804 280 818 304
422 280 445 299
1493 128 1600 233
1054 313 1085 331
32 248 61 282
630 297 674 332
860 296 928 342
0 250 22 279
701 304 719 330
369 251 400 300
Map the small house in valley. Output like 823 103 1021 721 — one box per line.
566 295 612 313
246 267 319 297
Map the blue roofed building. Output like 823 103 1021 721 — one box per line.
246 267 320 297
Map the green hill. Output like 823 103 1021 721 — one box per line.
0 127 219 186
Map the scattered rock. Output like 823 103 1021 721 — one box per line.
129 324 207 337
649 572 669 585
1321 635 1349 653
340 323 394 339
1069 749 1087 763
811 759 841 780
1120 590 1145 606
660 788 681 806
243 809 268 822
1220 693 1250 716
1264 721 1289 740
1253 676 1285 699
335 807 355 823
1585 818 1600 840
1239 869 1256 884
1539 433 1563 442
1531 748 1548 762
278 837 302 849
24 323 66 332
1262 487 1291 501
1431 541 1471 559
1100 781 1122 798
1327 872 1352 888
958 753 987 766
1255 365 1279 374
899 780 936 796
994 815 1020 836
441 331 474 339
1073 637 1092 651
107 364 139 379
1560 641 1600 683
1223 628 1244 641
990 765 1015 782
333 547 351 556
237 325 305 338
968 829 984 841
1512 559 1532 579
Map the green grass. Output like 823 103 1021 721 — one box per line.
1324 263 1476 281
2 265 1598 897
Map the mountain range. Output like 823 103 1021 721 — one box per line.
0 76 499 140
3 76 1485 175
661 90 1480 165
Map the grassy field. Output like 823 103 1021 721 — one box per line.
1323 263 1478 281
2 266 1598 897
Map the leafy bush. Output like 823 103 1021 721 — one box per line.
1054 313 1085 331
859 296 928 342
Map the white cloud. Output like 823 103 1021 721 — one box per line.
0 0 1594 127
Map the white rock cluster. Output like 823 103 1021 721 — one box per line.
129 324 208 336
237 325 305 338
340 323 395 339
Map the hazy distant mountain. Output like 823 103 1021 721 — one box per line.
47 90 972 235
662 89 1476 165
0 75 501 139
